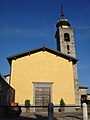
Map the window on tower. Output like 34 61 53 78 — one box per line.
67 51 70 54
67 45 70 50
57 38 60 51
64 33 70 41
67 45 70 54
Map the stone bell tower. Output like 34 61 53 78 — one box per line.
55 7 79 105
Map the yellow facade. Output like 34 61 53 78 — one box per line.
10 51 75 105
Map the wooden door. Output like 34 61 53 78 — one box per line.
35 87 51 112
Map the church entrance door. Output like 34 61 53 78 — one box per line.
35 87 51 112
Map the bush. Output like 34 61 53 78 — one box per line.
25 99 30 108
60 98 65 106
59 98 65 112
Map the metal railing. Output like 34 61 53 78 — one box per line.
0 103 90 120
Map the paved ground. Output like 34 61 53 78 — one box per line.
1 112 90 120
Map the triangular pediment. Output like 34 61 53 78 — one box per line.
7 46 78 65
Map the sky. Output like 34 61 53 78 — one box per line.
0 0 90 91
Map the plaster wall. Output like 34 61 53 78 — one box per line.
10 51 75 105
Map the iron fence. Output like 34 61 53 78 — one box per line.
0 104 90 119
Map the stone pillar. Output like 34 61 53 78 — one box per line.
83 103 88 120
48 103 54 120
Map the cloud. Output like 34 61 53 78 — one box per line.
74 25 90 42
79 63 90 70
76 26 90 30
73 24 90 31
0 28 33 38
0 26 53 39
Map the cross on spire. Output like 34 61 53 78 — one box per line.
61 4 64 19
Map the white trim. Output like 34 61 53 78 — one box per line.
33 82 53 106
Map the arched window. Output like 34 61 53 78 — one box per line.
64 33 70 41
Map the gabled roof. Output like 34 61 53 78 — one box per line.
4 74 10 78
79 86 88 89
7 46 78 65
0 74 14 90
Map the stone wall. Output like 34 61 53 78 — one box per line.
0 74 15 106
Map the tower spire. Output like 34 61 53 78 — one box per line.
61 4 64 19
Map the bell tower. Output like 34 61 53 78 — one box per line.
55 7 76 58
55 7 79 105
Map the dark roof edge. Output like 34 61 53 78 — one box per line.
7 46 78 65
79 86 88 89
0 74 15 90
4 74 10 78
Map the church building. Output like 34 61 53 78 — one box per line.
6 9 79 111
